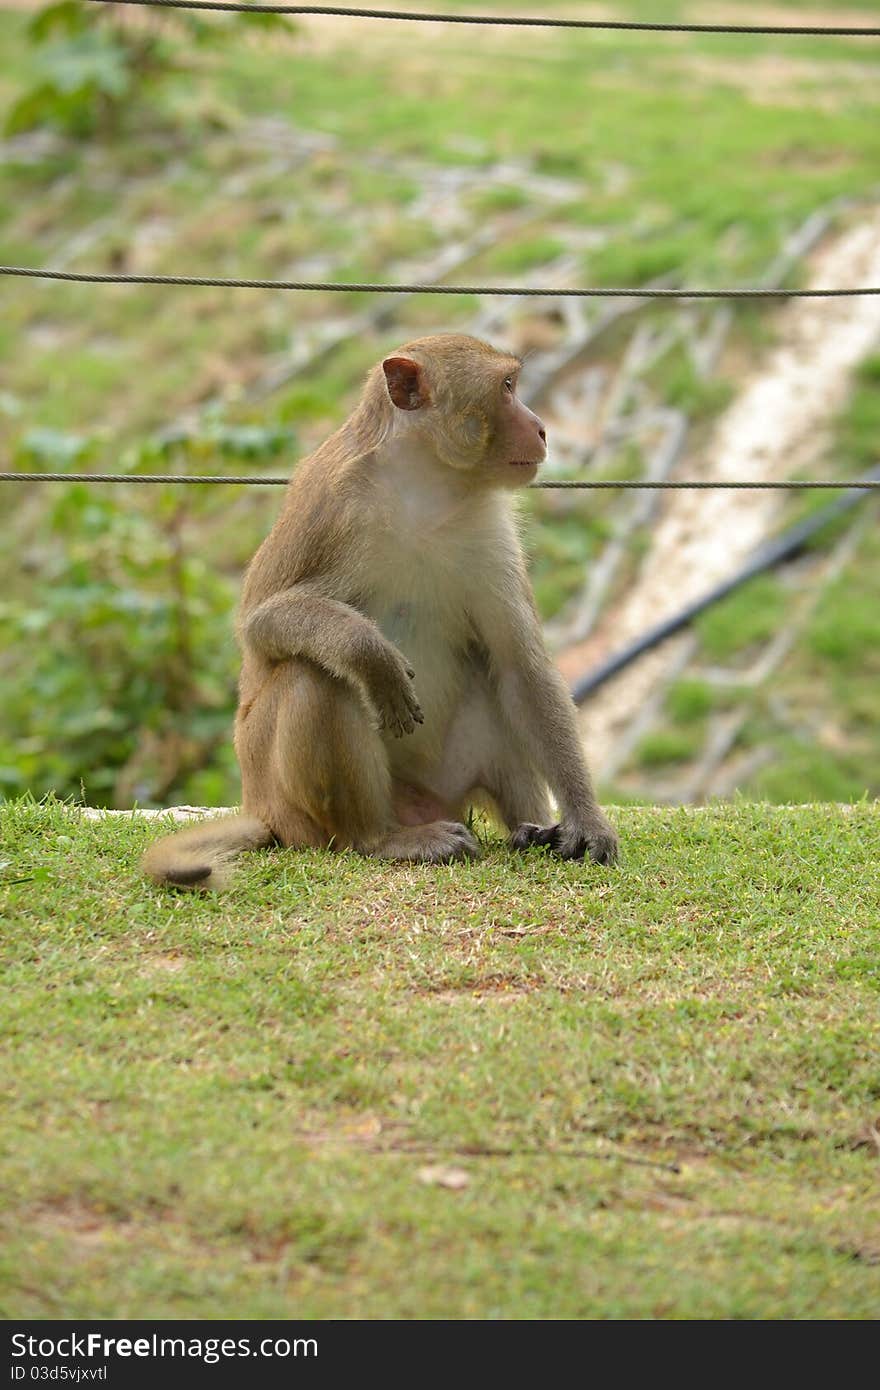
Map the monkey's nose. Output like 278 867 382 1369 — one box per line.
537 424 547 444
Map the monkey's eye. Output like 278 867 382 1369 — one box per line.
503 376 515 393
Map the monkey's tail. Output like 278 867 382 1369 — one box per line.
142 814 274 891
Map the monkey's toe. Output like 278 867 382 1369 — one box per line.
509 822 559 852
553 823 620 864
375 821 480 863
510 821 618 865
585 827 619 865
435 821 480 860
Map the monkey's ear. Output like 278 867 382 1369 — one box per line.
382 356 429 411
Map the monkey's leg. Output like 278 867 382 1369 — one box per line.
479 742 617 863
425 675 615 862
237 661 478 863
425 679 552 833
482 759 554 834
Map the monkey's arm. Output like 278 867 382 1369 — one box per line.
241 586 423 737
478 580 618 864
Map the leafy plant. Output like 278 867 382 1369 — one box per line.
2 414 297 806
0 469 239 808
5 0 295 137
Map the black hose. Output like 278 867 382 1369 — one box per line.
571 464 880 703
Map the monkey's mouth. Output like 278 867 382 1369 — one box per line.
508 459 540 467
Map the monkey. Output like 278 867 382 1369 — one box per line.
142 334 618 889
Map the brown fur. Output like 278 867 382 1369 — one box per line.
143 334 618 889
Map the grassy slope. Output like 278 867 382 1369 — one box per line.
2 797 879 1318
623 363 880 801
3 3 879 453
2 1 880 807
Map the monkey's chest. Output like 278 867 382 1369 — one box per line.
374 596 471 688
362 521 495 762
368 590 475 751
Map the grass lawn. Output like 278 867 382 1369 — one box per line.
2 796 879 1318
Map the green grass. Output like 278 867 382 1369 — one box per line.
696 574 790 661
737 518 880 803
2 796 879 1319
686 369 880 805
646 347 736 420
466 184 532 215
666 679 719 723
635 728 702 769
525 507 610 620
836 355 880 475
485 234 568 274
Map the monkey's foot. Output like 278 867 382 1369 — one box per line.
510 818 619 865
373 821 480 863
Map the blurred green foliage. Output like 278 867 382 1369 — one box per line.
0 419 294 807
5 0 294 137
1 3 878 809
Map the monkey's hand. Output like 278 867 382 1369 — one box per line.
510 813 619 865
364 644 424 738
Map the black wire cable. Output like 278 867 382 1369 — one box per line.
2 474 879 489
572 463 880 702
84 1 880 39
2 266 878 298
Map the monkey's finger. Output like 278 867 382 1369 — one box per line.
394 707 418 736
509 822 559 851
437 822 481 860
586 831 619 866
552 824 620 863
509 823 542 851
398 692 423 727
555 836 588 861
534 824 562 849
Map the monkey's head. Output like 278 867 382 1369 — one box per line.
379 334 547 487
